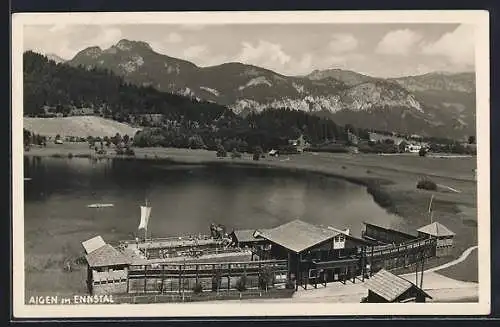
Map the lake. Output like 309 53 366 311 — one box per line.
23 156 407 295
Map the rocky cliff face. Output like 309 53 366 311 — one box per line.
65 39 476 138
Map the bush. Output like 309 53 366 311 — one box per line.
419 148 427 157
67 152 73 159
417 178 437 191
231 150 242 159
216 144 227 158
212 270 222 292
285 278 295 290
192 282 203 294
258 266 274 291
125 147 135 156
235 274 247 292
253 146 263 161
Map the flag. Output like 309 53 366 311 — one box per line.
139 206 151 230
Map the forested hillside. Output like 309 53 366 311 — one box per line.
23 51 354 151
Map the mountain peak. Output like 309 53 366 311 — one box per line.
78 46 103 59
114 39 152 52
45 53 66 64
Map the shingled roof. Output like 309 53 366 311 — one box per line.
232 229 268 243
256 219 340 253
85 244 131 268
82 235 106 254
363 269 431 302
417 222 455 237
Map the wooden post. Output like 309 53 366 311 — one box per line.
178 264 182 295
196 264 199 285
144 265 147 293
370 246 374 277
126 267 129 294
160 265 165 294
228 264 231 291
420 255 425 289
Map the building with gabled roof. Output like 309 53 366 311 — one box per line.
362 269 432 303
417 222 455 257
254 219 372 289
81 236 132 295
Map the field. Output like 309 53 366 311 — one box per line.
23 143 479 283
24 116 141 138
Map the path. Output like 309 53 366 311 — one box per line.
205 246 480 304
419 245 477 274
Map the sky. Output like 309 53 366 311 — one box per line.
23 23 475 78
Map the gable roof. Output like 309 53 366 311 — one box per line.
85 244 131 268
363 269 432 302
232 229 268 243
82 235 106 254
417 222 455 237
257 219 340 253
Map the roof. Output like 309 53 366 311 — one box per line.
232 229 268 243
257 219 340 253
85 244 132 268
417 222 455 237
82 235 106 254
364 269 431 302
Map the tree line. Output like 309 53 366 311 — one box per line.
23 51 474 155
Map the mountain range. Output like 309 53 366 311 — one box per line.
57 39 475 139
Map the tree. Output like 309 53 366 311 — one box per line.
235 273 247 292
212 269 222 292
123 134 130 145
468 135 476 144
419 147 427 157
231 149 242 159
113 133 122 146
216 144 227 158
253 146 263 161
258 266 274 291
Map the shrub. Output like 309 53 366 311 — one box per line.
419 148 427 157
67 152 73 159
235 274 247 292
216 144 227 158
285 278 295 290
258 266 274 291
192 282 203 294
212 269 222 292
125 147 135 156
253 146 263 161
231 150 242 159
417 178 437 191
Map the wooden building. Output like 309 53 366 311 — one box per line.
254 219 372 289
362 269 432 303
362 222 417 245
230 229 269 248
82 235 132 294
417 222 455 257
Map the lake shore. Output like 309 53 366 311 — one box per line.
24 143 479 281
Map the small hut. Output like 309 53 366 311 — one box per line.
82 235 131 294
417 222 455 257
362 269 432 303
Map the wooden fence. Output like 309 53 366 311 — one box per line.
126 259 289 294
